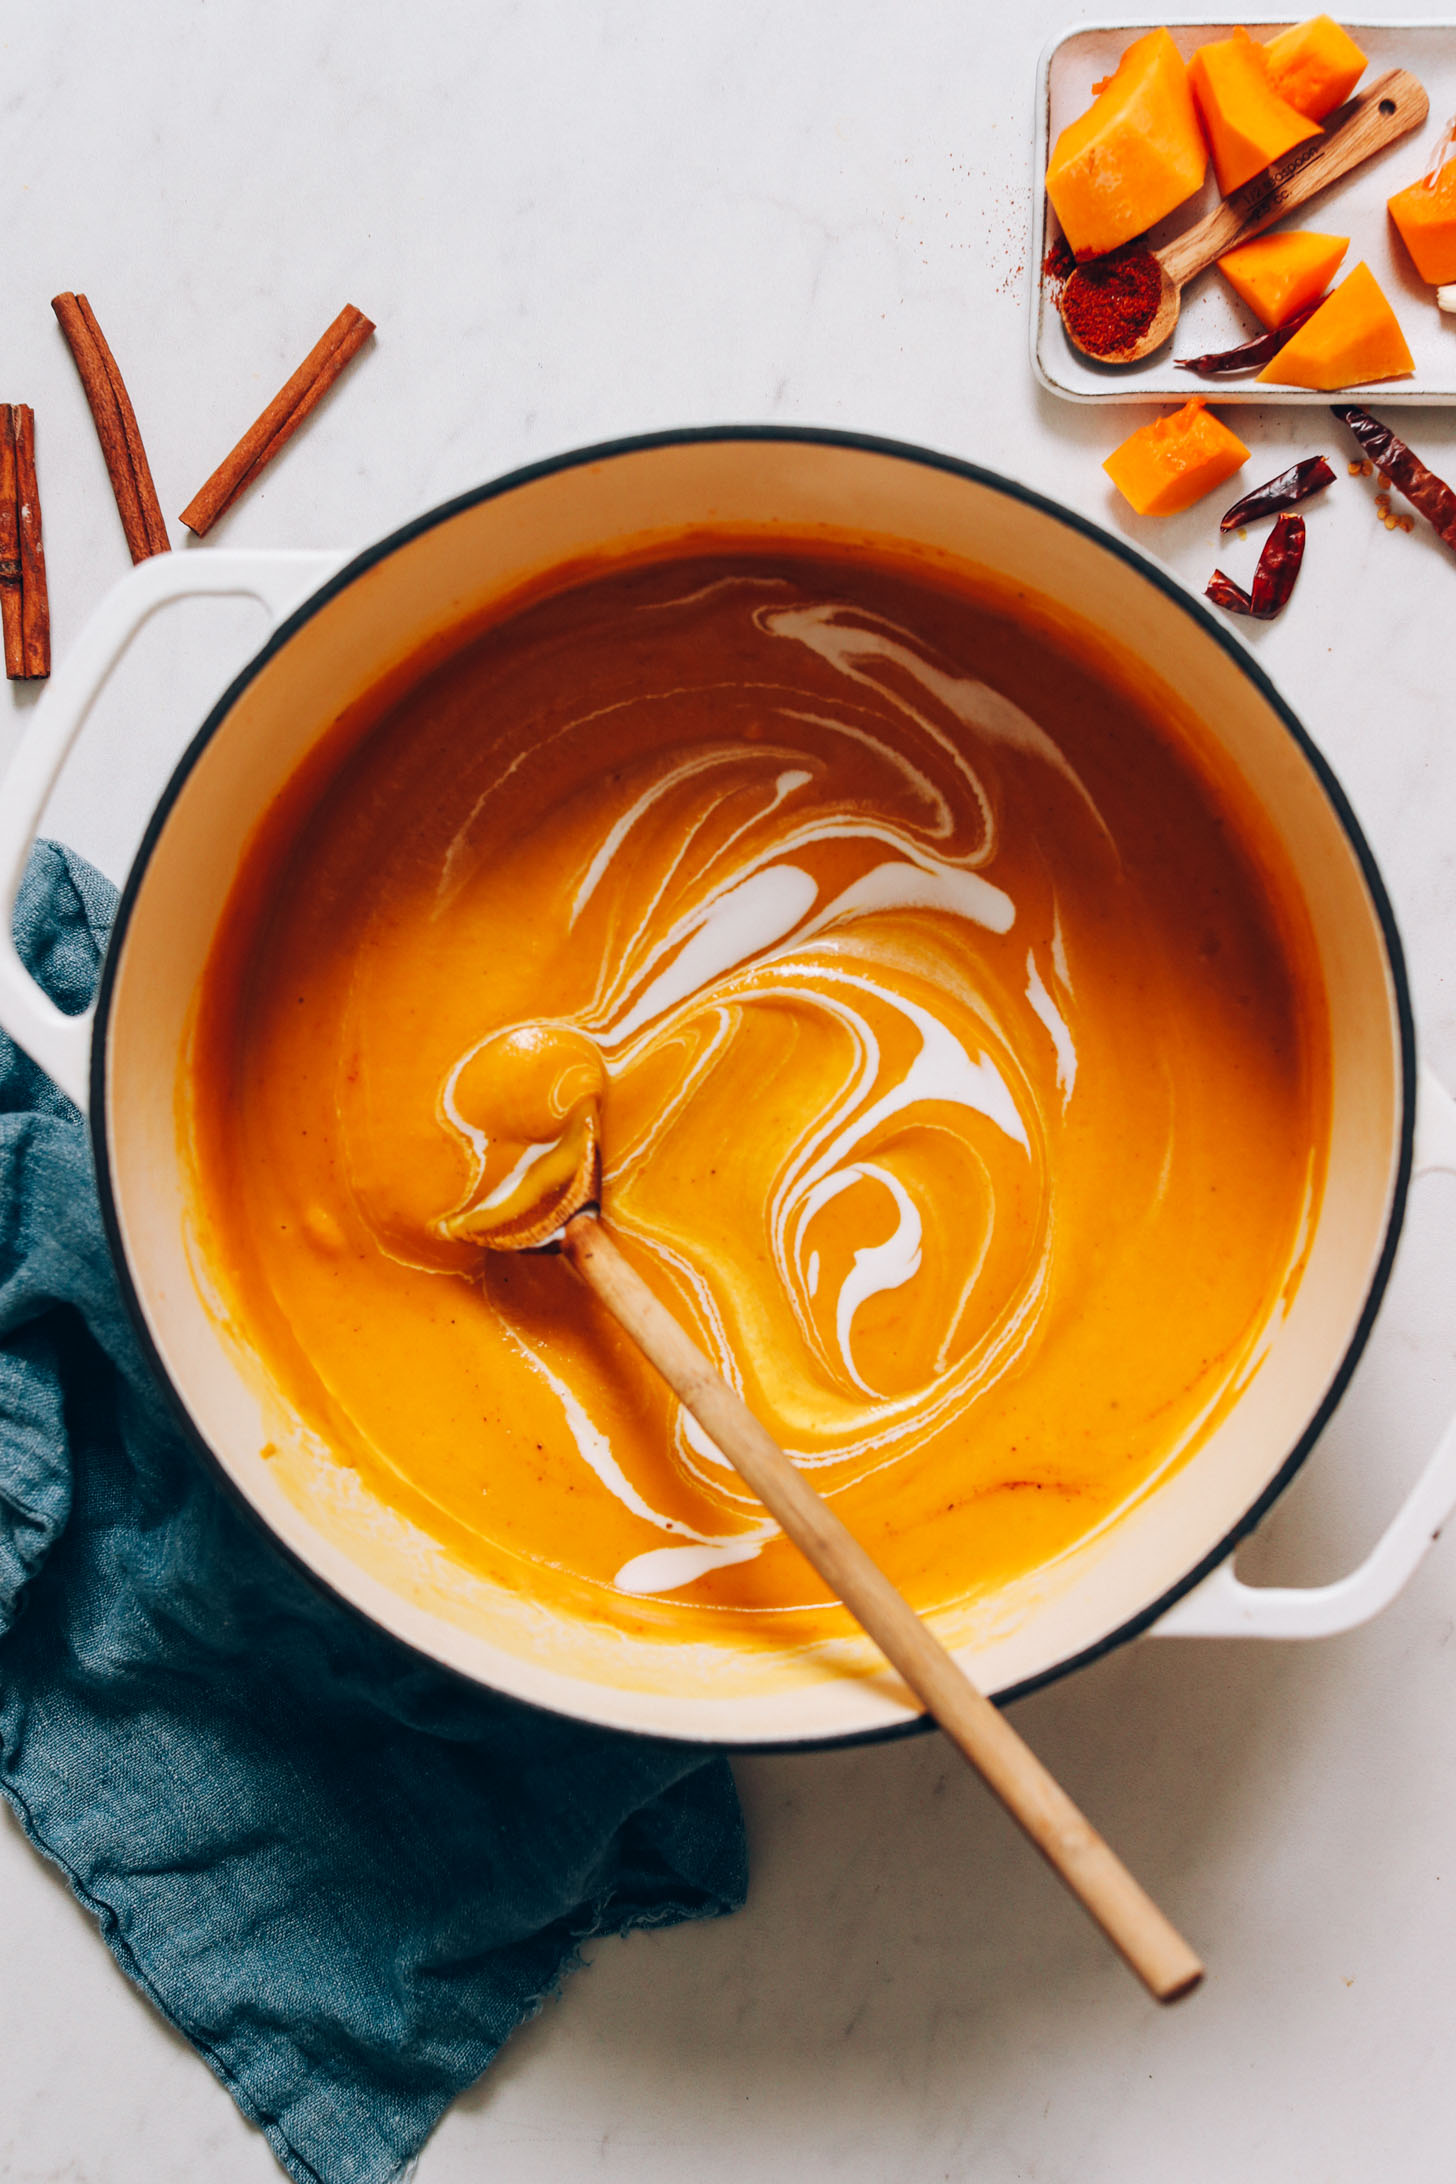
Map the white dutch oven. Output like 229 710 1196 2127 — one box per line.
2 431 1455 1747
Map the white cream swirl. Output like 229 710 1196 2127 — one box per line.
425 587 1107 1596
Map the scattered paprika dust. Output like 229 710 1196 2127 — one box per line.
1061 247 1163 355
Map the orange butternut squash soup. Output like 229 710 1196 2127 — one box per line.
186 544 1328 1654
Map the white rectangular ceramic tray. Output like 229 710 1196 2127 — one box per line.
1032 18 1456 402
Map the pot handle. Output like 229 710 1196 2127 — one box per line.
1151 1065 1456 1641
0 549 344 1113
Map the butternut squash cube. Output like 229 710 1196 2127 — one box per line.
1189 28 1322 196
1257 261 1414 388
1218 229 1348 327
1389 160 1456 286
1262 16 1367 122
1103 398 1250 517
1046 27 1208 260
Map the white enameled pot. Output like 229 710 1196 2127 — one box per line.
2 431 1455 1747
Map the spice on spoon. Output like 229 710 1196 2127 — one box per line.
1175 301 1321 377
1331 405 1456 552
1060 247 1164 357
1219 455 1336 531
1043 235 1076 295
1207 513 1307 620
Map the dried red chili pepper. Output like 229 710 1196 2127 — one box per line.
1207 515 1307 622
1175 303 1320 378
1206 569 1255 615
1249 514 1305 617
1220 456 1335 532
1331 406 1456 552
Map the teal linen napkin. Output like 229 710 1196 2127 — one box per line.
0 841 746 2184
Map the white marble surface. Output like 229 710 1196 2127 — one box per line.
4 2 1456 2178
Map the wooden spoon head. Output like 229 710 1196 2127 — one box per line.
1060 255 1179 364
451 1125 601 1253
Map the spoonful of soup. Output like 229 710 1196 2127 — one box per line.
445 1021 1203 2005
439 1022 607 1249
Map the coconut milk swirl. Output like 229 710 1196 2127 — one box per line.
420 584 1111 1599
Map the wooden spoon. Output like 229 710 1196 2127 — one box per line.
1060 68 1429 364
478 1120 1204 2003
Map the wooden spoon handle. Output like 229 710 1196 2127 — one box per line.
1158 68 1429 290
563 1212 1204 2005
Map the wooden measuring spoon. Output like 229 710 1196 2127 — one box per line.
1060 68 1429 364
472 1119 1203 2004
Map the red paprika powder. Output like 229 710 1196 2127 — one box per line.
1061 248 1163 356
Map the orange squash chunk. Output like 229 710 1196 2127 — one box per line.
1218 230 1348 327
1189 28 1322 196
1046 27 1208 259
1263 16 1367 122
1103 398 1251 516
1258 261 1414 388
1389 149 1456 286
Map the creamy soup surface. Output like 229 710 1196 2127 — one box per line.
187 547 1328 1645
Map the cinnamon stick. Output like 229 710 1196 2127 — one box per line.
7 405 50 679
0 407 21 678
51 292 169 562
180 303 375 536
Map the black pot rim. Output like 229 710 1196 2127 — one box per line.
86 424 1417 1754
